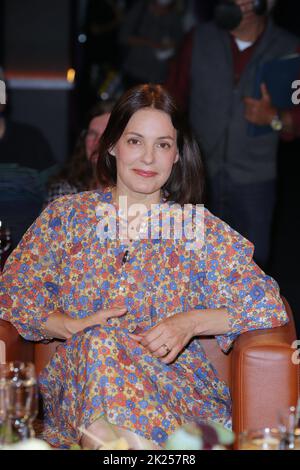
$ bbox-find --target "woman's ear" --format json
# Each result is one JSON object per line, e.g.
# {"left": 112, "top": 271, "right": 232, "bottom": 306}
{"left": 109, "top": 147, "right": 116, "bottom": 157}
{"left": 174, "top": 152, "right": 179, "bottom": 164}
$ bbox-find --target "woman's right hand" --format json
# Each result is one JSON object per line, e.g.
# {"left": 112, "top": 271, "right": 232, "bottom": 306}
{"left": 83, "top": 305, "right": 128, "bottom": 329}
{"left": 44, "top": 306, "right": 127, "bottom": 340}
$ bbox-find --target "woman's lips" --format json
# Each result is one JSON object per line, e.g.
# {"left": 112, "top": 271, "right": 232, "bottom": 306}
{"left": 133, "top": 169, "right": 158, "bottom": 177}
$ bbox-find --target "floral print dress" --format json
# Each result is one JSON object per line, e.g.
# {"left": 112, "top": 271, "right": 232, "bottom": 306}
{"left": 0, "top": 188, "right": 288, "bottom": 448}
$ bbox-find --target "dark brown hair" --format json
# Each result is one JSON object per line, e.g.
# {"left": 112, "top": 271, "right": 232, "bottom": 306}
{"left": 49, "top": 100, "right": 116, "bottom": 189}
{"left": 97, "top": 84, "right": 205, "bottom": 205}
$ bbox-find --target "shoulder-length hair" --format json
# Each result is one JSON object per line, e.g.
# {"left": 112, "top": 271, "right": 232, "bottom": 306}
{"left": 97, "top": 84, "right": 205, "bottom": 205}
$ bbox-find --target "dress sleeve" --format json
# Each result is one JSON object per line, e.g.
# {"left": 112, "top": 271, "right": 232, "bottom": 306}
{"left": 0, "top": 199, "right": 67, "bottom": 341}
{"left": 203, "top": 211, "right": 288, "bottom": 353}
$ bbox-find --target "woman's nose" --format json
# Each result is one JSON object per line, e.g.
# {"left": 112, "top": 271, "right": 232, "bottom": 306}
{"left": 141, "top": 146, "right": 155, "bottom": 164}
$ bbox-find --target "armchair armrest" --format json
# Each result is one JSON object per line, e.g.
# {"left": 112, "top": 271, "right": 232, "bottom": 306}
{"left": 231, "top": 297, "right": 299, "bottom": 438}
{"left": 0, "top": 319, "right": 34, "bottom": 363}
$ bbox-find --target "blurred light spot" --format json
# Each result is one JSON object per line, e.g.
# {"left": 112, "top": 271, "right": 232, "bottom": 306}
{"left": 100, "top": 92, "right": 109, "bottom": 100}
{"left": 78, "top": 34, "right": 87, "bottom": 44}
{"left": 67, "top": 68, "right": 76, "bottom": 83}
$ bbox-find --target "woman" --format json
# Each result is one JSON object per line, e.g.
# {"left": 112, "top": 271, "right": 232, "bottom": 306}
{"left": 45, "top": 100, "right": 114, "bottom": 205}
{"left": 0, "top": 84, "right": 287, "bottom": 450}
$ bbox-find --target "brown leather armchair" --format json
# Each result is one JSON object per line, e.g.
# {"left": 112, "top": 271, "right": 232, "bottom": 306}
{"left": 0, "top": 297, "right": 298, "bottom": 445}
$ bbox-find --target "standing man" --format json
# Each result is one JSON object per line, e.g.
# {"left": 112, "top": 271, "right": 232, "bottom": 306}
{"left": 167, "top": 0, "right": 299, "bottom": 269}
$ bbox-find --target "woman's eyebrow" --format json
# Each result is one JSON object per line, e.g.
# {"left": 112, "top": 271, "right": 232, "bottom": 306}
{"left": 125, "top": 131, "right": 174, "bottom": 140}
{"left": 125, "top": 132, "right": 144, "bottom": 137}
{"left": 157, "top": 135, "right": 175, "bottom": 140}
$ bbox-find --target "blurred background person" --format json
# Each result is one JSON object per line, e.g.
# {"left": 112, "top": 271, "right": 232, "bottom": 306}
{"left": 0, "top": 74, "right": 57, "bottom": 253}
{"left": 45, "top": 100, "right": 115, "bottom": 205}
{"left": 85, "top": 0, "right": 125, "bottom": 71}
{"left": 268, "top": 0, "right": 300, "bottom": 338}
{"left": 182, "top": 0, "right": 216, "bottom": 32}
{"left": 166, "top": 0, "right": 300, "bottom": 272}
{"left": 79, "top": 0, "right": 125, "bottom": 113}
{"left": 119, "top": 0, "right": 184, "bottom": 88}
{"left": 0, "top": 90, "right": 55, "bottom": 173}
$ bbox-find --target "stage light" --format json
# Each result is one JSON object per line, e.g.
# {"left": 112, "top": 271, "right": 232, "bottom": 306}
{"left": 67, "top": 68, "right": 76, "bottom": 84}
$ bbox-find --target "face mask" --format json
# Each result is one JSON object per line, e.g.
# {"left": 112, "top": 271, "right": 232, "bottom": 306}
{"left": 214, "top": 0, "right": 267, "bottom": 31}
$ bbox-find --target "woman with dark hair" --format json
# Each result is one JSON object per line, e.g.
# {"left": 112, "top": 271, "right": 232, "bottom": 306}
{"left": 97, "top": 83, "right": 204, "bottom": 205}
{"left": 45, "top": 100, "right": 115, "bottom": 205}
{"left": 0, "top": 84, "right": 287, "bottom": 450}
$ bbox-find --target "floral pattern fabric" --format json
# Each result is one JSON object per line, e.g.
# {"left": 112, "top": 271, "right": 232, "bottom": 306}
{"left": 0, "top": 188, "right": 288, "bottom": 448}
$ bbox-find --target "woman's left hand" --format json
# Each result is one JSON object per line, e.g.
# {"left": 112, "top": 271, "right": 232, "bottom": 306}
{"left": 129, "top": 311, "right": 198, "bottom": 364}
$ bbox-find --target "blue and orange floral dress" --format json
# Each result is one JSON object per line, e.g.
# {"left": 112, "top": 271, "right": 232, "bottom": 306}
{"left": 0, "top": 188, "right": 288, "bottom": 448}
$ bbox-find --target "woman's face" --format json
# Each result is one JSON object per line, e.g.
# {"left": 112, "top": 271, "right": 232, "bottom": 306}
{"left": 111, "top": 108, "right": 179, "bottom": 199}
{"left": 85, "top": 113, "right": 110, "bottom": 163}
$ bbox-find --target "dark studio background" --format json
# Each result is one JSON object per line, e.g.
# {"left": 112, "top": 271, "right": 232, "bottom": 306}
{"left": 0, "top": 0, "right": 299, "bottom": 335}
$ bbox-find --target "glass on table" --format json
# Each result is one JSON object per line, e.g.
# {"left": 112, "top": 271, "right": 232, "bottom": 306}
{"left": 0, "top": 361, "right": 38, "bottom": 443}
{"left": 238, "top": 428, "right": 282, "bottom": 450}
{"left": 278, "top": 405, "right": 300, "bottom": 450}
{"left": 0, "top": 364, "right": 9, "bottom": 445}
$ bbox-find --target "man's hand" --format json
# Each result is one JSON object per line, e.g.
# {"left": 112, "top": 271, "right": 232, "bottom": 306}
{"left": 244, "top": 83, "right": 277, "bottom": 126}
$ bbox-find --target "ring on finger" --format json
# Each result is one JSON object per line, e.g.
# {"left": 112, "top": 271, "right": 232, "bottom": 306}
{"left": 161, "top": 343, "right": 171, "bottom": 355}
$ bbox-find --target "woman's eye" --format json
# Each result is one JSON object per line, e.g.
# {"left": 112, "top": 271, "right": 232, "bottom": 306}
{"left": 128, "top": 138, "right": 140, "bottom": 145}
{"left": 158, "top": 142, "right": 171, "bottom": 149}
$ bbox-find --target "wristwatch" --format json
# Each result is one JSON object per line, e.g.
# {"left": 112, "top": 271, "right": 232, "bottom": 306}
{"left": 270, "top": 114, "right": 283, "bottom": 132}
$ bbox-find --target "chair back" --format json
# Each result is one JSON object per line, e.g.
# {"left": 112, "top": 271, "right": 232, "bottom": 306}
{"left": 34, "top": 341, "right": 62, "bottom": 375}
{"left": 200, "top": 337, "right": 232, "bottom": 388}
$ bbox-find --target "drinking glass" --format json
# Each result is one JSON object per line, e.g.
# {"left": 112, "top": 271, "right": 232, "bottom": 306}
{"left": 0, "top": 364, "right": 9, "bottom": 446}
{"left": 238, "top": 427, "right": 282, "bottom": 450}
{"left": 278, "top": 405, "right": 300, "bottom": 450}
{"left": 0, "top": 361, "right": 38, "bottom": 443}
